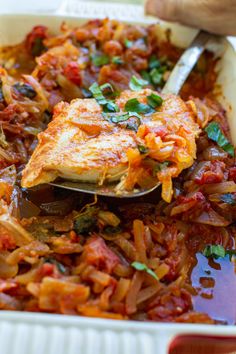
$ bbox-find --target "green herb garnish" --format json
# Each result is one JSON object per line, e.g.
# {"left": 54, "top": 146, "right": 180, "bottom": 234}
{"left": 203, "top": 245, "right": 226, "bottom": 259}
{"left": 81, "top": 87, "right": 93, "bottom": 98}
{"left": 150, "top": 68, "right": 163, "bottom": 86}
{"left": 108, "top": 112, "right": 130, "bottom": 123}
{"left": 125, "top": 98, "right": 154, "bottom": 114}
{"left": 141, "top": 70, "right": 151, "bottom": 83}
{"left": 91, "top": 54, "right": 109, "bottom": 67}
{"left": 138, "top": 144, "right": 149, "bottom": 154}
{"left": 153, "top": 161, "right": 170, "bottom": 175}
{"left": 203, "top": 244, "right": 236, "bottom": 260}
{"left": 104, "top": 111, "right": 142, "bottom": 127}
{"left": 44, "top": 258, "right": 66, "bottom": 274}
{"left": 147, "top": 93, "right": 163, "bottom": 108}
{"left": 220, "top": 193, "right": 236, "bottom": 205}
{"left": 126, "top": 122, "right": 139, "bottom": 132}
{"left": 104, "top": 225, "right": 122, "bottom": 234}
{"left": 112, "top": 56, "right": 123, "bottom": 65}
{"left": 149, "top": 55, "right": 161, "bottom": 70}
{"left": 129, "top": 75, "right": 148, "bottom": 92}
{"left": 124, "top": 39, "right": 133, "bottom": 48}
{"left": 205, "top": 122, "right": 235, "bottom": 157}
{"left": 89, "top": 82, "right": 119, "bottom": 113}
{"left": 74, "top": 207, "right": 98, "bottom": 235}
{"left": 131, "top": 261, "right": 159, "bottom": 281}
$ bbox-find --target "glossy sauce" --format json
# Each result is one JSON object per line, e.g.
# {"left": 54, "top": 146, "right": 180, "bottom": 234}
{"left": 191, "top": 253, "right": 236, "bottom": 324}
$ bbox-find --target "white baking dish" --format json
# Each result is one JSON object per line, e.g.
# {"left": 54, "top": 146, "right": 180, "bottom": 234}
{"left": 0, "top": 10, "right": 236, "bottom": 354}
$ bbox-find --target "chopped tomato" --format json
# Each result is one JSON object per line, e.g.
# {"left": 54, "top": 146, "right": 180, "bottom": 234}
{"left": 63, "top": 62, "right": 82, "bottom": 86}
{"left": 194, "top": 161, "right": 225, "bottom": 185}
{"left": 229, "top": 166, "right": 236, "bottom": 182}
{"left": 83, "top": 236, "right": 120, "bottom": 273}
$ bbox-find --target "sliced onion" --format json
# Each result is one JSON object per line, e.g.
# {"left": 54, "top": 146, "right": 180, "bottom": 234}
{"left": 203, "top": 181, "right": 236, "bottom": 195}
{"left": 202, "top": 146, "right": 228, "bottom": 161}
{"left": 0, "top": 252, "right": 18, "bottom": 279}
{"left": 0, "top": 212, "right": 33, "bottom": 246}
{"left": 193, "top": 209, "right": 230, "bottom": 226}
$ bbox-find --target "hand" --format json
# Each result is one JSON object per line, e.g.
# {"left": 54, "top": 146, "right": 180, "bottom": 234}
{"left": 145, "top": 0, "right": 236, "bottom": 36}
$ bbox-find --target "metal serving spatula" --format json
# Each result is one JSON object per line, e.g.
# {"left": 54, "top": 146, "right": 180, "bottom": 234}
{"left": 50, "top": 30, "right": 216, "bottom": 197}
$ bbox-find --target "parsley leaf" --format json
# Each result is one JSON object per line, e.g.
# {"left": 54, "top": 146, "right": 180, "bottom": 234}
{"left": 147, "top": 93, "right": 163, "bottom": 108}
{"left": 140, "top": 70, "right": 151, "bottom": 83}
{"left": 125, "top": 98, "right": 154, "bottom": 114}
{"left": 91, "top": 54, "right": 109, "bottom": 67}
{"left": 44, "top": 258, "right": 67, "bottom": 274}
{"left": 131, "top": 261, "right": 159, "bottom": 281}
{"left": 202, "top": 245, "right": 226, "bottom": 258}
{"left": 153, "top": 161, "right": 170, "bottom": 175}
{"left": 220, "top": 193, "right": 236, "bottom": 205}
{"left": 112, "top": 56, "right": 123, "bottom": 65}
{"left": 89, "top": 82, "right": 119, "bottom": 113}
{"left": 104, "top": 111, "right": 142, "bottom": 126}
{"left": 149, "top": 55, "right": 161, "bottom": 70}
{"left": 150, "top": 68, "right": 163, "bottom": 85}
{"left": 138, "top": 144, "right": 149, "bottom": 154}
{"left": 129, "top": 75, "right": 149, "bottom": 91}
{"left": 124, "top": 39, "right": 133, "bottom": 48}
{"left": 104, "top": 225, "right": 122, "bottom": 234}
{"left": 203, "top": 244, "right": 236, "bottom": 260}
{"left": 74, "top": 207, "right": 98, "bottom": 234}
{"left": 108, "top": 113, "right": 130, "bottom": 123}
{"left": 205, "top": 122, "right": 235, "bottom": 157}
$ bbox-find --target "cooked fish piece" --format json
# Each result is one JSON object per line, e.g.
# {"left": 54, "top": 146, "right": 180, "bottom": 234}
{"left": 21, "top": 89, "right": 200, "bottom": 198}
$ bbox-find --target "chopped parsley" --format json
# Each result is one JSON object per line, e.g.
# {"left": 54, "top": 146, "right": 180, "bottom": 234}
{"left": 125, "top": 98, "right": 154, "bottom": 115}
{"left": 137, "top": 144, "right": 149, "bottom": 154}
{"left": 104, "top": 111, "right": 142, "bottom": 127}
{"left": 129, "top": 75, "right": 149, "bottom": 92}
{"left": 153, "top": 161, "right": 170, "bottom": 175}
{"left": 140, "top": 70, "right": 151, "bottom": 83}
{"left": 147, "top": 93, "right": 163, "bottom": 108}
{"left": 112, "top": 56, "right": 123, "bottom": 65}
{"left": 104, "top": 225, "right": 122, "bottom": 234}
{"left": 205, "top": 122, "right": 235, "bottom": 157}
{"left": 91, "top": 54, "right": 109, "bottom": 67}
{"left": 44, "top": 258, "right": 67, "bottom": 274}
{"left": 81, "top": 87, "right": 93, "bottom": 98}
{"left": 150, "top": 68, "right": 163, "bottom": 86}
{"left": 220, "top": 193, "right": 236, "bottom": 205}
{"left": 74, "top": 207, "right": 98, "bottom": 235}
{"left": 107, "top": 112, "right": 130, "bottom": 123}
{"left": 202, "top": 245, "right": 236, "bottom": 260}
{"left": 124, "top": 39, "right": 133, "bottom": 48}
{"left": 149, "top": 55, "right": 161, "bottom": 70}
{"left": 131, "top": 261, "right": 159, "bottom": 281}
{"left": 203, "top": 245, "right": 226, "bottom": 258}
{"left": 89, "top": 82, "right": 119, "bottom": 113}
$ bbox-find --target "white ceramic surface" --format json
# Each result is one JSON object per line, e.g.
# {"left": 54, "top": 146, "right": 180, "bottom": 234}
{"left": 0, "top": 8, "right": 236, "bottom": 354}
